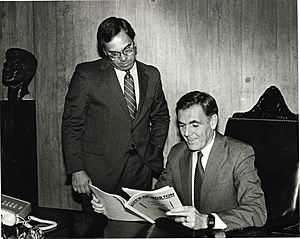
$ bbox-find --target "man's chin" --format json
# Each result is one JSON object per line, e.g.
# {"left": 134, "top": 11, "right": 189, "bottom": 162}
{"left": 186, "top": 144, "right": 200, "bottom": 151}
{"left": 122, "top": 66, "right": 133, "bottom": 71}
{"left": 111, "top": 61, "right": 135, "bottom": 71}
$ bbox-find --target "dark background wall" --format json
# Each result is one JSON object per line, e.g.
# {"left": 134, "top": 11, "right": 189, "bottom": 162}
{"left": 0, "top": 0, "right": 298, "bottom": 210}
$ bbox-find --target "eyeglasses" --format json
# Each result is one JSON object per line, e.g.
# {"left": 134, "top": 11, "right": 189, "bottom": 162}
{"left": 105, "top": 44, "right": 135, "bottom": 59}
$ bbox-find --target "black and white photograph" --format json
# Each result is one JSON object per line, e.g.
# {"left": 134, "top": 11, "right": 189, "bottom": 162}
{"left": 1, "top": 0, "right": 299, "bottom": 238}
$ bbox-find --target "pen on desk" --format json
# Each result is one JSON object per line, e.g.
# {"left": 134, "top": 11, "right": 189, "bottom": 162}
{"left": 139, "top": 203, "right": 148, "bottom": 209}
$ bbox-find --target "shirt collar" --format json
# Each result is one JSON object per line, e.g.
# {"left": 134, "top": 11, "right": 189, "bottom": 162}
{"left": 201, "top": 131, "right": 216, "bottom": 158}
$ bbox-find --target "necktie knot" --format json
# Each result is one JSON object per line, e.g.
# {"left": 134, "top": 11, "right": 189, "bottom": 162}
{"left": 125, "top": 70, "right": 130, "bottom": 77}
{"left": 197, "top": 151, "right": 204, "bottom": 170}
{"left": 197, "top": 151, "right": 203, "bottom": 161}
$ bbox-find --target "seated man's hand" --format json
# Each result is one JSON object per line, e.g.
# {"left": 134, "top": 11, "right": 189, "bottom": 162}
{"left": 91, "top": 194, "right": 106, "bottom": 214}
{"left": 166, "top": 206, "right": 207, "bottom": 230}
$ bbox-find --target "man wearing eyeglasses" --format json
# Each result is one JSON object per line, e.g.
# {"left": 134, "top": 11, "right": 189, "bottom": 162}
{"left": 62, "top": 17, "right": 170, "bottom": 210}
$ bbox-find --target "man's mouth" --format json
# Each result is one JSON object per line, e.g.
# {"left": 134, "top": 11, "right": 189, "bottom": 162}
{"left": 122, "top": 62, "right": 132, "bottom": 67}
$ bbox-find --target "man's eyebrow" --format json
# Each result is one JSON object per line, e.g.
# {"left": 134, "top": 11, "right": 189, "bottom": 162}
{"left": 189, "top": 120, "right": 201, "bottom": 124}
{"left": 177, "top": 120, "right": 200, "bottom": 124}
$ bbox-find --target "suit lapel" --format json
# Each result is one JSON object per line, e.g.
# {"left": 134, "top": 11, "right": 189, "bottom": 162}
{"left": 132, "top": 61, "right": 148, "bottom": 127}
{"left": 179, "top": 148, "right": 193, "bottom": 205}
{"left": 101, "top": 60, "right": 149, "bottom": 125}
{"left": 200, "top": 132, "right": 225, "bottom": 208}
{"left": 101, "top": 59, "right": 130, "bottom": 116}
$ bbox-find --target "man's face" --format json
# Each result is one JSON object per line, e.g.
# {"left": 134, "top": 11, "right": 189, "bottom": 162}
{"left": 104, "top": 29, "right": 136, "bottom": 71}
{"left": 177, "top": 105, "right": 217, "bottom": 151}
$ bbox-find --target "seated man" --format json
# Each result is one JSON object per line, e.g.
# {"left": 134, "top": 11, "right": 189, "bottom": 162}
{"left": 92, "top": 91, "right": 267, "bottom": 231}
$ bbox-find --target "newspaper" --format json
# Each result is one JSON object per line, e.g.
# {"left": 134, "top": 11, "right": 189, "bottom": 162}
{"left": 89, "top": 184, "right": 182, "bottom": 223}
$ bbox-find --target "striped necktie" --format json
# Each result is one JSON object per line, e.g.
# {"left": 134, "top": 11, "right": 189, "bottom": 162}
{"left": 124, "top": 70, "right": 137, "bottom": 120}
{"left": 194, "top": 151, "right": 204, "bottom": 210}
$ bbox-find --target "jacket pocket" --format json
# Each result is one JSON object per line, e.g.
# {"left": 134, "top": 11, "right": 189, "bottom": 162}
{"left": 83, "top": 140, "right": 105, "bottom": 156}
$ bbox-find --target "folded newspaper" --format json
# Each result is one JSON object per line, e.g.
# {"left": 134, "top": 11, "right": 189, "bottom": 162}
{"left": 89, "top": 184, "right": 182, "bottom": 223}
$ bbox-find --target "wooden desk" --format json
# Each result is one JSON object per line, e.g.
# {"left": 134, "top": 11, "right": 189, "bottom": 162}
{"left": 28, "top": 207, "right": 298, "bottom": 238}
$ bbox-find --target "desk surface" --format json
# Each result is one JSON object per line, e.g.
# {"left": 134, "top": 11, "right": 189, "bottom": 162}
{"left": 25, "top": 207, "right": 298, "bottom": 238}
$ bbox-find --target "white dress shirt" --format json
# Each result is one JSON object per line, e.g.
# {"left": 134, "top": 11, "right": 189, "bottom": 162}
{"left": 114, "top": 62, "right": 140, "bottom": 108}
{"left": 191, "top": 131, "right": 227, "bottom": 229}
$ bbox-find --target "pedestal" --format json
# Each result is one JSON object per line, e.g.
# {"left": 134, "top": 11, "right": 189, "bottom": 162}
{"left": 1, "top": 100, "right": 38, "bottom": 206}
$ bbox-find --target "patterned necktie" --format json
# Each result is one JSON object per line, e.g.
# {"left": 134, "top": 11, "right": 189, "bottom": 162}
{"left": 124, "top": 70, "right": 137, "bottom": 120}
{"left": 194, "top": 151, "right": 204, "bottom": 210}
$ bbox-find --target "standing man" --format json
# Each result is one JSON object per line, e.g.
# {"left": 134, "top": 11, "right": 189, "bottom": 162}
{"left": 62, "top": 17, "right": 170, "bottom": 206}
{"left": 156, "top": 91, "right": 267, "bottom": 231}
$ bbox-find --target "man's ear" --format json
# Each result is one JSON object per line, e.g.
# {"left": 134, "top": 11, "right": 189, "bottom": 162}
{"left": 133, "top": 41, "right": 137, "bottom": 55}
{"left": 103, "top": 48, "right": 108, "bottom": 56}
{"left": 209, "top": 114, "right": 218, "bottom": 130}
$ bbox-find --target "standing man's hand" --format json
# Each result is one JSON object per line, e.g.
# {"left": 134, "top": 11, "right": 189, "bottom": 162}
{"left": 72, "top": 170, "right": 91, "bottom": 194}
{"left": 166, "top": 206, "right": 208, "bottom": 230}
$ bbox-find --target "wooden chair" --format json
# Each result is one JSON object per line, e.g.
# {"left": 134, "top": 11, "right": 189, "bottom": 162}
{"left": 224, "top": 86, "right": 299, "bottom": 235}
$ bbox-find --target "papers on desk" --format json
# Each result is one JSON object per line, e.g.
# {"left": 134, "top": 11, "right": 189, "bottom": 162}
{"left": 89, "top": 184, "right": 182, "bottom": 223}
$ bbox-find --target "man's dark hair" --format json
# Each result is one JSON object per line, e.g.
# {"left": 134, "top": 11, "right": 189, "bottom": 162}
{"left": 97, "top": 17, "right": 136, "bottom": 57}
{"left": 176, "top": 91, "right": 218, "bottom": 117}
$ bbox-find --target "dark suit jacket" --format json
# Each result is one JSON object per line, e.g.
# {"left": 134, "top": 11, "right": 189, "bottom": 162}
{"left": 62, "top": 58, "right": 170, "bottom": 193}
{"left": 155, "top": 132, "right": 267, "bottom": 231}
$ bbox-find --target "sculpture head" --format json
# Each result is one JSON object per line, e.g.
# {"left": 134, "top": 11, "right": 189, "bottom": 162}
{"left": 2, "top": 48, "right": 37, "bottom": 100}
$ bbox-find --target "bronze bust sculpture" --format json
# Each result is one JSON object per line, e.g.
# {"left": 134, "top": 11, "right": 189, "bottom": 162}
{"left": 2, "top": 48, "right": 37, "bottom": 101}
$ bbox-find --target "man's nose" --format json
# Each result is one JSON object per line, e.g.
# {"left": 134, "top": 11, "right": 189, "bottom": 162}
{"left": 183, "top": 125, "right": 190, "bottom": 137}
{"left": 119, "top": 53, "right": 127, "bottom": 61}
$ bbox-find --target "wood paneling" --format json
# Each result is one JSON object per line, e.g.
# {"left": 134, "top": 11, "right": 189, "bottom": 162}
{"left": 1, "top": 0, "right": 298, "bottom": 209}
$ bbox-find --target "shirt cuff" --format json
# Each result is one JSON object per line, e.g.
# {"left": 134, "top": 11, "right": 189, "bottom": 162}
{"left": 211, "top": 213, "right": 227, "bottom": 229}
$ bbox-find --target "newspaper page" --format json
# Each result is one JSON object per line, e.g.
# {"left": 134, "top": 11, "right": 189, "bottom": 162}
{"left": 122, "top": 186, "right": 171, "bottom": 197}
{"left": 89, "top": 184, "right": 146, "bottom": 222}
{"left": 123, "top": 186, "right": 182, "bottom": 223}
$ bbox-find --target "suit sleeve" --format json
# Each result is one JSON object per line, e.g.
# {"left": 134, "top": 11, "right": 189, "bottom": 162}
{"left": 149, "top": 70, "right": 170, "bottom": 147}
{"left": 155, "top": 145, "right": 177, "bottom": 189}
{"left": 217, "top": 146, "right": 267, "bottom": 230}
{"left": 62, "top": 64, "right": 89, "bottom": 175}
{"left": 144, "top": 70, "right": 170, "bottom": 174}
